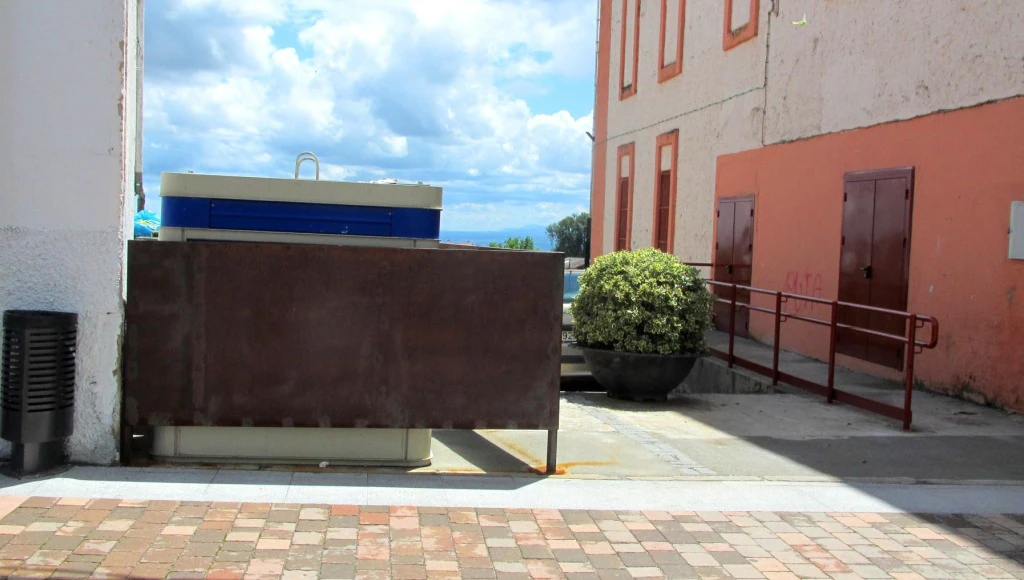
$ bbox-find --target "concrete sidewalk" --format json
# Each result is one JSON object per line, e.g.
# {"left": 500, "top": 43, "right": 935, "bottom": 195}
{"left": 0, "top": 495, "right": 1020, "bottom": 579}
{"left": 3, "top": 468, "right": 1024, "bottom": 515}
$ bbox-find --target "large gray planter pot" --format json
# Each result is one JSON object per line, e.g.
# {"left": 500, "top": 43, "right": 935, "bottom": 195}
{"left": 579, "top": 346, "right": 701, "bottom": 402}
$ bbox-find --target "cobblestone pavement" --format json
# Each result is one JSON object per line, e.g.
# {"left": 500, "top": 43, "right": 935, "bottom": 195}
{"left": 0, "top": 497, "right": 1021, "bottom": 579}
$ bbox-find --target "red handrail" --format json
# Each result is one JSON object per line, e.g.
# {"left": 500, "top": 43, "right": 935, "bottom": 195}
{"left": 684, "top": 262, "right": 939, "bottom": 430}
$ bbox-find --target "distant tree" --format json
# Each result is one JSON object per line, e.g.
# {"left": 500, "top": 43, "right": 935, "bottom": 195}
{"left": 546, "top": 212, "right": 590, "bottom": 257}
{"left": 489, "top": 236, "right": 536, "bottom": 250}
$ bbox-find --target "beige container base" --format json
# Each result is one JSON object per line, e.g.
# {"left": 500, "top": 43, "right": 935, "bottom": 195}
{"left": 151, "top": 427, "right": 433, "bottom": 467}
{"left": 158, "top": 227, "right": 440, "bottom": 249}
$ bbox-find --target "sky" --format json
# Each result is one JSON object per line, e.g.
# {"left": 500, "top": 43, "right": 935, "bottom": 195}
{"left": 143, "top": 0, "right": 598, "bottom": 232}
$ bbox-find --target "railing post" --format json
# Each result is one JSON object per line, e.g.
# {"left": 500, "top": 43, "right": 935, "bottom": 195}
{"left": 728, "top": 284, "right": 737, "bottom": 368}
{"left": 772, "top": 292, "right": 782, "bottom": 385}
{"left": 827, "top": 301, "right": 838, "bottom": 404}
{"left": 903, "top": 314, "right": 918, "bottom": 431}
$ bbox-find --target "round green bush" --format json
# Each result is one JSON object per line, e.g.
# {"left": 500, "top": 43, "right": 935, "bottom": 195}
{"left": 569, "top": 248, "right": 714, "bottom": 356}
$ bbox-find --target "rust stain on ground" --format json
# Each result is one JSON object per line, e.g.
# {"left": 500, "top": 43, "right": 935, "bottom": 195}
{"left": 529, "top": 466, "right": 567, "bottom": 475}
{"left": 496, "top": 437, "right": 614, "bottom": 475}
{"left": 528, "top": 461, "right": 613, "bottom": 476}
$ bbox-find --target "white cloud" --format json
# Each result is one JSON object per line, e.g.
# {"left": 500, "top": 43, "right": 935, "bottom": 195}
{"left": 443, "top": 201, "right": 589, "bottom": 231}
{"left": 318, "top": 163, "right": 352, "bottom": 181}
{"left": 143, "top": 0, "right": 597, "bottom": 230}
{"left": 172, "top": 0, "right": 288, "bottom": 22}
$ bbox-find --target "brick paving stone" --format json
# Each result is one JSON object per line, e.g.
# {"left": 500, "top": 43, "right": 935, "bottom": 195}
{"left": 735, "top": 544, "right": 771, "bottom": 559}
{"left": 172, "top": 554, "right": 214, "bottom": 572}
{"left": 521, "top": 544, "right": 555, "bottom": 560}
{"left": 648, "top": 550, "right": 685, "bottom": 566}
{"left": 553, "top": 548, "right": 589, "bottom": 563}
{"left": 491, "top": 546, "right": 524, "bottom": 561}
{"left": 588, "top": 553, "right": 625, "bottom": 569}
{"left": 619, "top": 551, "right": 657, "bottom": 567}
{"left": 682, "top": 552, "right": 719, "bottom": 568}
{"left": 712, "top": 550, "right": 751, "bottom": 566}
{"left": 626, "top": 566, "right": 665, "bottom": 577}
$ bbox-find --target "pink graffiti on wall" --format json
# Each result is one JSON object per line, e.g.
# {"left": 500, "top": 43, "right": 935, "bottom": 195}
{"left": 782, "top": 271, "right": 824, "bottom": 313}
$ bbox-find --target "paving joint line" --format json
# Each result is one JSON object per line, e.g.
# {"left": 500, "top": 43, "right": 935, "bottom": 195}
{"left": 564, "top": 393, "right": 716, "bottom": 476}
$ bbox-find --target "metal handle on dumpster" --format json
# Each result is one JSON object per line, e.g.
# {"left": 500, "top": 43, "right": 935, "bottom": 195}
{"left": 294, "top": 151, "right": 320, "bottom": 180}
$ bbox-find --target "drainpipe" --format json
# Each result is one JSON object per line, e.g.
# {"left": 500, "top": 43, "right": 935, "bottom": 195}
{"left": 586, "top": 0, "right": 600, "bottom": 268}
{"left": 135, "top": 0, "right": 145, "bottom": 213}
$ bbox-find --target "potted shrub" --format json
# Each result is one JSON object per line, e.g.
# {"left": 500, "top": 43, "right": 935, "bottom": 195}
{"left": 570, "top": 248, "right": 714, "bottom": 401}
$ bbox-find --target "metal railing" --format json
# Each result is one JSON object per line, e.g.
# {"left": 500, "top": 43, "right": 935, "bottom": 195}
{"left": 685, "top": 263, "right": 939, "bottom": 430}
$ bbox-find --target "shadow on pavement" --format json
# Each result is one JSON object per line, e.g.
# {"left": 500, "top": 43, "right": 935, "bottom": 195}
{"left": 564, "top": 391, "right": 1024, "bottom": 483}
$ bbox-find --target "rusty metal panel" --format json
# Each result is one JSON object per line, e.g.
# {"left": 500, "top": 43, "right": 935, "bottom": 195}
{"left": 123, "top": 241, "right": 563, "bottom": 430}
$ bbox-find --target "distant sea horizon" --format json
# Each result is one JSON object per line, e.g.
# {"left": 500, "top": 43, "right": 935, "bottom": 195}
{"left": 439, "top": 224, "right": 552, "bottom": 250}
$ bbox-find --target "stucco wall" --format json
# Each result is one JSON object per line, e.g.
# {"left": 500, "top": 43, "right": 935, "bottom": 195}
{"left": 0, "top": 0, "right": 138, "bottom": 463}
{"left": 765, "top": 0, "right": 1024, "bottom": 144}
{"left": 716, "top": 97, "right": 1024, "bottom": 412}
{"left": 598, "top": 0, "right": 767, "bottom": 261}
{"left": 594, "top": 0, "right": 1024, "bottom": 263}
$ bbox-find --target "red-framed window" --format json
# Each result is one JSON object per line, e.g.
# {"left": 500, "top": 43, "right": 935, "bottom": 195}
{"left": 658, "top": 0, "right": 685, "bottom": 82}
{"left": 615, "top": 143, "right": 636, "bottom": 251}
{"left": 619, "top": 0, "right": 641, "bottom": 99}
{"left": 723, "top": 0, "right": 759, "bottom": 51}
{"left": 652, "top": 131, "right": 678, "bottom": 253}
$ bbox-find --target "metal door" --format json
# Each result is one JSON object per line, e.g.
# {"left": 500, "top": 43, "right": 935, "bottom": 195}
{"left": 714, "top": 197, "right": 754, "bottom": 337}
{"left": 837, "top": 168, "right": 914, "bottom": 369}
{"left": 655, "top": 170, "right": 672, "bottom": 252}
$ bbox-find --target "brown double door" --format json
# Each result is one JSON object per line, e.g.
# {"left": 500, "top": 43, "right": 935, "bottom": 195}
{"left": 837, "top": 168, "right": 914, "bottom": 370}
{"left": 713, "top": 197, "right": 754, "bottom": 337}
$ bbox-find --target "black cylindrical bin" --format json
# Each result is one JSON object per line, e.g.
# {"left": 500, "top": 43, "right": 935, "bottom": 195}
{"left": 1, "top": 310, "right": 77, "bottom": 475}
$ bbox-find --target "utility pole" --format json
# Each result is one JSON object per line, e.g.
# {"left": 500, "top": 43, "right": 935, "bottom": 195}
{"left": 135, "top": 0, "right": 145, "bottom": 212}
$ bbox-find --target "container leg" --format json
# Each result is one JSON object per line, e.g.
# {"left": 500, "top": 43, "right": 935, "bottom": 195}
{"left": 9, "top": 441, "right": 65, "bottom": 476}
{"left": 546, "top": 429, "right": 558, "bottom": 475}
{"left": 120, "top": 423, "right": 134, "bottom": 466}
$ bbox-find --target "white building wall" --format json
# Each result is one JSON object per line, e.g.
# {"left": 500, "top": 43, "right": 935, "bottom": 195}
{"left": 0, "top": 0, "right": 139, "bottom": 464}
{"left": 601, "top": 0, "right": 767, "bottom": 261}
{"left": 765, "top": 0, "right": 1024, "bottom": 144}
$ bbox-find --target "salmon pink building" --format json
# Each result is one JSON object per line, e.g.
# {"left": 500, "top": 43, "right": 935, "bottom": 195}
{"left": 589, "top": 0, "right": 1024, "bottom": 411}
